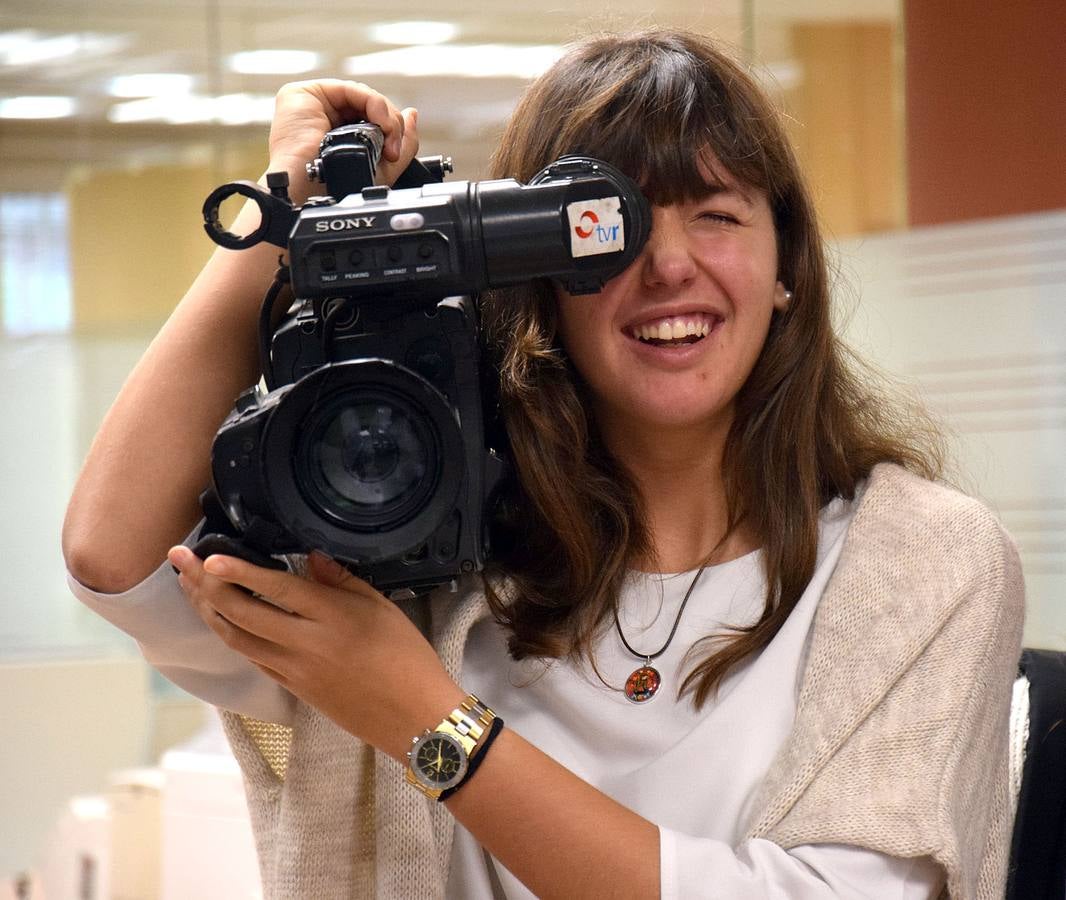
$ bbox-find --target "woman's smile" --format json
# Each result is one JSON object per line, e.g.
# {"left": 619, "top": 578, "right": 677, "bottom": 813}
{"left": 626, "top": 311, "right": 722, "bottom": 344}
{"left": 555, "top": 172, "right": 788, "bottom": 435}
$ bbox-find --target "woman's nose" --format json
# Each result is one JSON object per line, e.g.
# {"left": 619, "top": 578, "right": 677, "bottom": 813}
{"left": 640, "top": 207, "right": 697, "bottom": 289}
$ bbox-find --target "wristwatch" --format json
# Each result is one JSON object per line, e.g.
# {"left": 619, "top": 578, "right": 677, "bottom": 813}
{"left": 405, "top": 695, "right": 495, "bottom": 800}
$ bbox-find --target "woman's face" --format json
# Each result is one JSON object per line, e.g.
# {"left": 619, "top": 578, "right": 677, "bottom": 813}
{"left": 554, "top": 160, "right": 789, "bottom": 443}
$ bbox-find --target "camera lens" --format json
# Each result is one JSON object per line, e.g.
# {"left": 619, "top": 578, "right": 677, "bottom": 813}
{"left": 311, "top": 400, "right": 429, "bottom": 511}
{"left": 299, "top": 391, "right": 437, "bottom": 529}
{"left": 258, "top": 358, "right": 465, "bottom": 563}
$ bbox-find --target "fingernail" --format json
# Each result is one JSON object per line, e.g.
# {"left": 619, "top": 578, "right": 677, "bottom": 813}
{"left": 311, "top": 550, "right": 343, "bottom": 572}
{"left": 203, "top": 556, "right": 229, "bottom": 576}
{"left": 168, "top": 546, "right": 190, "bottom": 573}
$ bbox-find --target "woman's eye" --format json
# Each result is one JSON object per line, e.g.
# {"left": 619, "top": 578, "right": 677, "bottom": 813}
{"left": 698, "top": 211, "right": 738, "bottom": 225}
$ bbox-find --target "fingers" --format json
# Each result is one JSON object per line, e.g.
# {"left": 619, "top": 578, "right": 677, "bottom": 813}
{"left": 352, "top": 83, "right": 406, "bottom": 161}
{"left": 307, "top": 550, "right": 358, "bottom": 589}
{"left": 169, "top": 547, "right": 291, "bottom": 626}
{"left": 168, "top": 546, "right": 294, "bottom": 671}
{"left": 267, "top": 79, "right": 419, "bottom": 199}
{"left": 283, "top": 79, "right": 416, "bottom": 160}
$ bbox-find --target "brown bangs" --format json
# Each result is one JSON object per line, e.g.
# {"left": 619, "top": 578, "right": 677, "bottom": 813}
{"left": 504, "top": 33, "right": 779, "bottom": 206}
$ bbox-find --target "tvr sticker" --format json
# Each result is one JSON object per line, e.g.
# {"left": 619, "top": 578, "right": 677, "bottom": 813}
{"left": 567, "top": 197, "right": 625, "bottom": 257}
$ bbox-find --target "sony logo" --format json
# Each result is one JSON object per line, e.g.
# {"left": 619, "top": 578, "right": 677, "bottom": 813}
{"left": 314, "top": 216, "right": 377, "bottom": 232}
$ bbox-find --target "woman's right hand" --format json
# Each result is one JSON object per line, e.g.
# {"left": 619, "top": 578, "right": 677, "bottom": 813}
{"left": 266, "top": 79, "right": 420, "bottom": 204}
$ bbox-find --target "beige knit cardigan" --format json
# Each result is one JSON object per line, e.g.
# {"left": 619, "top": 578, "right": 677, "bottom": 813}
{"left": 219, "top": 463, "right": 1025, "bottom": 899}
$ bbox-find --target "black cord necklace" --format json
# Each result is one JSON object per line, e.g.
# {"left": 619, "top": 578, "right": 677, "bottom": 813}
{"left": 615, "top": 565, "right": 706, "bottom": 703}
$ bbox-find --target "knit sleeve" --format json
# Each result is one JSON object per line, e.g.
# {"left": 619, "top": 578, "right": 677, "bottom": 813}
{"left": 744, "top": 465, "right": 1025, "bottom": 900}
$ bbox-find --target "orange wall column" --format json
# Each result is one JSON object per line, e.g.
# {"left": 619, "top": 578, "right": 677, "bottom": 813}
{"left": 904, "top": 0, "right": 1066, "bottom": 226}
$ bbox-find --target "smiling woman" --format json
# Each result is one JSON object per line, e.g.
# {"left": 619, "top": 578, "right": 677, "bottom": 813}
{"left": 63, "top": 27, "right": 1023, "bottom": 900}
{"left": 479, "top": 31, "right": 937, "bottom": 692}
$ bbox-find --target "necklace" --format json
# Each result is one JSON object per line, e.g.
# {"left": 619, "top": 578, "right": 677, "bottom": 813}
{"left": 615, "top": 565, "right": 706, "bottom": 703}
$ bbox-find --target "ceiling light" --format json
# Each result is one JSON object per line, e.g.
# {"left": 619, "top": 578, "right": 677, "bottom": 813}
{"left": 228, "top": 50, "right": 321, "bottom": 75}
{"left": 0, "top": 96, "right": 77, "bottom": 119}
{"left": 214, "top": 93, "right": 275, "bottom": 126}
{"left": 0, "top": 29, "right": 126, "bottom": 67}
{"left": 0, "top": 32, "right": 79, "bottom": 66}
{"left": 344, "top": 44, "right": 562, "bottom": 79}
{"left": 108, "top": 93, "right": 276, "bottom": 126}
{"left": 368, "top": 21, "right": 460, "bottom": 46}
{"left": 108, "top": 96, "right": 205, "bottom": 125}
{"left": 108, "top": 73, "right": 195, "bottom": 98}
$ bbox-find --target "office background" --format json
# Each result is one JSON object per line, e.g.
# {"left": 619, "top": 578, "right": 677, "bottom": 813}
{"left": 1, "top": 0, "right": 1063, "bottom": 886}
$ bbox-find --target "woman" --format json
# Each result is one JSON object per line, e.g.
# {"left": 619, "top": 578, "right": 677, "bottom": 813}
{"left": 64, "top": 30, "right": 1023, "bottom": 899}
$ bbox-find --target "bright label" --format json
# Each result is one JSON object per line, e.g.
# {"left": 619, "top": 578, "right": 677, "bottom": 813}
{"left": 567, "top": 196, "right": 625, "bottom": 257}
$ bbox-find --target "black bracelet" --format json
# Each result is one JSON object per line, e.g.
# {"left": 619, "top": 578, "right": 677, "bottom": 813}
{"left": 439, "top": 716, "right": 505, "bottom": 802}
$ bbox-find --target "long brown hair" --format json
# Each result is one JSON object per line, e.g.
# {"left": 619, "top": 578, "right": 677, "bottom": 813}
{"left": 480, "top": 29, "right": 942, "bottom": 706}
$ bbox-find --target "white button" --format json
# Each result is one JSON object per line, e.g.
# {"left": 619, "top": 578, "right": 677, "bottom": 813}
{"left": 390, "top": 212, "right": 425, "bottom": 231}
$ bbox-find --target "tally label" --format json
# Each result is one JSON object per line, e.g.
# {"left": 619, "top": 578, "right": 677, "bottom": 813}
{"left": 567, "top": 197, "right": 625, "bottom": 258}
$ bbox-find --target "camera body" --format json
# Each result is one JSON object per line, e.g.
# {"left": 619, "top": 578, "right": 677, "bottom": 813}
{"left": 198, "top": 123, "right": 650, "bottom": 596}
{"left": 212, "top": 293, "right": 495, "bottom": 595}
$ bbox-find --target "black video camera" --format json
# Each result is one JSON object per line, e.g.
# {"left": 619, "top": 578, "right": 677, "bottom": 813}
{"left": 195, "top": 122, "right": 651, "bottom": 596}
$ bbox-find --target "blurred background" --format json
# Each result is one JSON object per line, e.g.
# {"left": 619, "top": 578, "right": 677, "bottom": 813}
{"left": 1, "top": 0, "right": 1063, "bottom": 893}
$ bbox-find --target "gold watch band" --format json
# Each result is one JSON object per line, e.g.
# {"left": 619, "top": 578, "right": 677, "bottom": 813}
{"left": 439, "top": 695, "right": 495, "bottom": 752}
{"left": 405, "top": 694, "right": 497, "bottom": 799}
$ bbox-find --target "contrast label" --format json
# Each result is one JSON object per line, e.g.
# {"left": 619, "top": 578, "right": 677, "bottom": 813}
{"left": 567, "top": 197, "right": 624, "bottom": 257}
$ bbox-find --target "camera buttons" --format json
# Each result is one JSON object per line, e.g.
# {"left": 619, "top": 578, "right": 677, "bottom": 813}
{"left": 390, "top": 212, "right": 426, "bottom": 231}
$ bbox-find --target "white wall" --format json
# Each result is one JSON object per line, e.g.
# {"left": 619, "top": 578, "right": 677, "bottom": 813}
{"left": 836, "top": 209, "right": 1066, "bottom": 649}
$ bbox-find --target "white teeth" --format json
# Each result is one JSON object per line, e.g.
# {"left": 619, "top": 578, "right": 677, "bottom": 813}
{"left": 631, "top": 314, "right": 715, "bottom": 343}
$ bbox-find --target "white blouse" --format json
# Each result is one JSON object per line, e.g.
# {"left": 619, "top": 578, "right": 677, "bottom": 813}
{"left": 452, "top": 495, "right": 944, "bottom": 897}
{"left": 70, "top": 494, "right": 945, "bottom": 898}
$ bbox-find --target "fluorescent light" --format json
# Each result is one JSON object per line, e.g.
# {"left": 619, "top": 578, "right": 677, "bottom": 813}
{"left": 1, "top": 32, "right": 79, "bottom": 65}
{"left": 214, "top": 92, "right": 275, "bottom": 126}
{"left": 0, "top": 30, "right": 37, "bottom": 58}
{"left": 108, "top": 93, "right": 276, "bottom": 125}
{"left": 108, "top": 95, "right": 206, "bottom": 125}
{"left": 0, "top": 29, "right": 126, "bottom": 67}
{"left": 368, "top": 21, "right": 460, "bottom": 46}
{"left": 108, "top": 73, "right": 195, "bottom": 98}
{"left": 344, "top": 44, "right": 562, "bottom": 79}
{"left": 0, "top": 96, "right": 77, "bottom": 119}
{"left": 228, "top": 49, "right": 320, "bottom": 75}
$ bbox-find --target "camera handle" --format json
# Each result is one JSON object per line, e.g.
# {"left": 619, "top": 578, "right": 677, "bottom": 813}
{"left": 191, "top": 487, "right": 290, "bottom": 573}
{"left": 202, "top": 172, "right": 298, "bottom": 251}
{"left": 202, "top": 152, "right": 452, "bottom": 254}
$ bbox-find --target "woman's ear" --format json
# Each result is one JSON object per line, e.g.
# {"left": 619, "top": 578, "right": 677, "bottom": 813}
{"left": 773, "top": 281, "right": 793, "bottom": 312}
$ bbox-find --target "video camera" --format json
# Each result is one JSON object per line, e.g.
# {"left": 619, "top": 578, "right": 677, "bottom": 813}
{"left": 194, "top": 122, "right": 651, "bottom": 597}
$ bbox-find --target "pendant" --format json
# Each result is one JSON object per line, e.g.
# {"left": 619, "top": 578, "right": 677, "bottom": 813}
{"left": 624, "top": 664, "right": 661, "bottom": 703}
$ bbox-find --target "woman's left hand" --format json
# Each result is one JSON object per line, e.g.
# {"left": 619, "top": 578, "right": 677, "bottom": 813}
{"left": 168, "top": 546, "right": 465, "bottom": 760}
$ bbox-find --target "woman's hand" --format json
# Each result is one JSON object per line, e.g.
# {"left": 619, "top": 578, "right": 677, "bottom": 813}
{"left": 167, "top": 546, "right": 464, "bottom": 758}
{"left": 266, "top": 79, "right": 420, "bottom": 204}
{"left": 167, "top": 548, "right": 663, "bottom": 900}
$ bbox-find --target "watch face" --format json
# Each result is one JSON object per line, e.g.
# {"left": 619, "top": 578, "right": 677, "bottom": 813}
{"left": 411, "top": 732, "right": 468, "bottom": 790}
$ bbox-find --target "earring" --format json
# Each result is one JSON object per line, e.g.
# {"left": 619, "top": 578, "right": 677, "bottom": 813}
{"left": 783, "top": 290, "right": 793, "bottom": 302}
